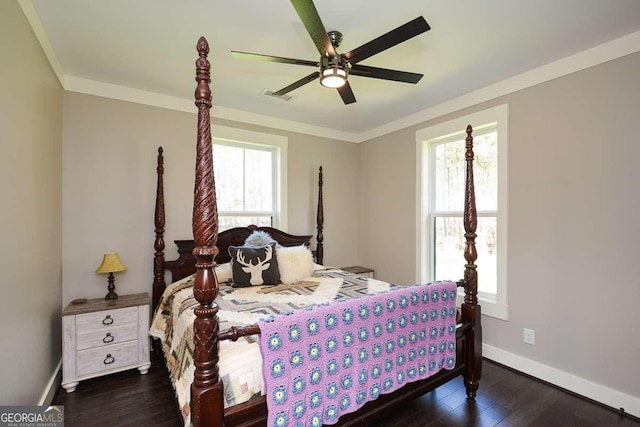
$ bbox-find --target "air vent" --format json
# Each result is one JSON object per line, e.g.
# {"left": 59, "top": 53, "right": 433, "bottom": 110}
{"left": 263, "top": 90, "right": 292, "bottom": 101}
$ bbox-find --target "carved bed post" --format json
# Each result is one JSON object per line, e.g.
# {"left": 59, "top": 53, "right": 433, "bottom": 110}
{"left": 461, "top": 125, "right": 482, "bottom": 399}
{"left": 152, "top": 147, "right": 166, "bottom": 354}
{"left": 316, "top": 166, "right": 324, "bottom": 265}
{"left": 190, "top": 37, "right": 224, "bottom": 427}
{"left": 153, "top": 147, "right": 166, "bottom": 313}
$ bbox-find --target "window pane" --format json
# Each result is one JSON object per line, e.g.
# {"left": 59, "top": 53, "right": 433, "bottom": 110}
{"left": 474, "top": 132, "right": 498, "bottom": 211}
{"left": 219, "top": 215, "right": 272, "bottom": 231}
{"left": 213, "top": 145, "right": 244, "bottom": 211}
{"left": 434, "top": 131, "right": 497, "bottom": 212}
{"left": 244, "top": 149, "right": 273, "bottom": 211}
{"left": 435, "top": 140, "right": 465, "bottom": 211}
{"left": 434, "top": 216, "right": 497, "bottom": 295}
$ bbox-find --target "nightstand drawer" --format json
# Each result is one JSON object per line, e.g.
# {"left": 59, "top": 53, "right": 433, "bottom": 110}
{"left": 76, "top": 306, "right": 137, "bottom": 333}
{"left": 77, "top": 341, "right": 139, "bottom": 377}
{"left": 76, "top": 324, "right": 138, "bottom": 350}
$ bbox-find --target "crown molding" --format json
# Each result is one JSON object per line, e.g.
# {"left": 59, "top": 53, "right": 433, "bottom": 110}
{"left": 18, "top": 0, "right": 64, "bottom": 85}
{"left": 359, "top": 29, "right": 640, "bottom": 141}
{"left": 64, "top": 76, "right": 194, "bottom": 112}
{"left": 63, "top": 76, "right": 361, "bottom": 142}
{"left": 212, "top": 105, "right": 360, "bottom": 143}
{"left": 20, "top": 0, "right": 640, "bottom": 144}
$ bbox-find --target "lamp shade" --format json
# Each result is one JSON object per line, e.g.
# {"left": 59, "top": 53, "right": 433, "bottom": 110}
{"left": 95, "top": 253, "right": 127, "bottom": 274}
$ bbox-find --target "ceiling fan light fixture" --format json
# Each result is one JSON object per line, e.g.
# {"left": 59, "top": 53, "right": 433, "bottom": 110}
{"left": 320, "top": 66, "right": 347, "bottom": 88}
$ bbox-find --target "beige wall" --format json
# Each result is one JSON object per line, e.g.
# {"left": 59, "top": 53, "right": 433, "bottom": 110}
{"left": 62, "top": 93, "right": 358, "bottom": 306}
{"left": 359, "top": 52, "right": 640, "bottom": 401}
{"left": 358, "top": 126, "right": 418, "bottom": 284}
{"left": 0, "top": 1, "right": 63, "bottom": 404}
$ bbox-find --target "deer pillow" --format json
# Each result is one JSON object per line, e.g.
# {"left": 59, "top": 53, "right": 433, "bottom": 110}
{"left": 228, "top": 242, "right": 280, "bottom": 287}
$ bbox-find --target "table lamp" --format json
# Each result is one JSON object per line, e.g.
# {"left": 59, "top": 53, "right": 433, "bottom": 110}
{"left": 95, "top": 253, "right": 127, "bottom": 300}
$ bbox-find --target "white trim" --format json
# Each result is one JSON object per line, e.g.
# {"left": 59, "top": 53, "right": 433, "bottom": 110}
{"left": 473, "top": 293, "right": 509, "bottom": 320}
{"left": 37, "top": 359, "right": 62, "bottom": 406}
{"left": 213, "top": 105, "right": 360, "bottom": 144}
{"left": 63, "top": 76, "right": 360, "bottom": 143}
{"left": 20, "top": 0, "right": 640, "bottom": 143}
{"left": 276, "top": 142, "right": 288, "bottom": 232}
{"left": 360, "top": 30, "right": 640, "bottom": 142}
{"left": 212, "top": 125, "right": 287, "bottom": 149}
{"left": 484, "top": 344, "right": 640, "bottom": 419}
{"left": 65, "top": 76, "right": 194, "bottom": 112}
{"left": 416, "top": 105, "right": 509, "bottom": 320}
{"left": 415, "top": 137, "right": 430, "bottom": 282}
{"left": 17, "top": 0, "right": 64, "bottom": 85}
{"left": 212, "top": 125, "right": 288, "bottom": 230}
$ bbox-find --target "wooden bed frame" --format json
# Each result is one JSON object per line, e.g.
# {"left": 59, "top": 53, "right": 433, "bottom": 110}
{"left": 153, "top": 36, "right": 482, "bottom": 427}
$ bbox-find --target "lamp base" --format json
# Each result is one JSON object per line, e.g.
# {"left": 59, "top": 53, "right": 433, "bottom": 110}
{"left": 105, "top": 291, "right": 119, "bottom": 300}
{"left": 105, "top": 272, "right": 119, "bottom": 300}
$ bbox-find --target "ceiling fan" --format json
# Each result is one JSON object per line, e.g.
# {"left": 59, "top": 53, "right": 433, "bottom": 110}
{"left": 231, "top": 0, "right": 431, "bottom": 105}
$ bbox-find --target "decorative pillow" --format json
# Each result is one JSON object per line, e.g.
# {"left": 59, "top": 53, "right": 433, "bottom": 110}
{"left": 214, "top": 262, "right": 232, "bottom": 283}
{"left": 243, "top": 230, "right": 278, "bottom": 248}
{"left": 229, "top": 243, "right": 280, "bottom": 287}
{"left": 276, "top": 245, "right": 314, "bottom": 285}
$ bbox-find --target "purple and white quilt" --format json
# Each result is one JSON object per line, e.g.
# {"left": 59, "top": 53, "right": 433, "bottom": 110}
{"left": 258, "top": 281, "right": 457, "bottom": 427}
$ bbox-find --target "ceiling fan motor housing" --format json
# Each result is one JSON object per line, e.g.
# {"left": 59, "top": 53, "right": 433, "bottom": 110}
{"left": 327, "top": 30, "right": 343, "bottom": 48}
{"left": 321, "top": 56, "right": 348, "bottom": 72}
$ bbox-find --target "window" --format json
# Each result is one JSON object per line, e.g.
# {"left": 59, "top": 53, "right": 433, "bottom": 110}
{"left": 416, "top": 104, "right": 508, "bottom": 320}
{"left": 212, "top": 125, "right": 287, "bottom": 231}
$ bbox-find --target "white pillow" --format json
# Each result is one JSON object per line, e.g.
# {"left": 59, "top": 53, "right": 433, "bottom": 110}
{"left": 215, "top": 262, "right": 232, "bottom": 283}
{"left": 276, "top": 245, "right": 314, "bottom": 285}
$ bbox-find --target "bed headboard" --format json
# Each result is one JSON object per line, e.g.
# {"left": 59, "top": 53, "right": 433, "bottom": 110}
{"left": 163, "top": 227, "right": 313, "bottom": 284}
{"left": 152, "top": 146, "right": 323, "bottom": 312}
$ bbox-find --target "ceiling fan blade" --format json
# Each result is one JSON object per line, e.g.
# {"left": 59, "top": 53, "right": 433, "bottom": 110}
{"left": 350, "top": 64, "right": 423, "bottom": 84}
{"left": 337, "top": 82, "right": 356, "bottom": 105}
{"left": 231, "top": 51, "right": 319, "bottom": 67}
{"left": 273, "top": 71, "right": 320, "bottom": 96}
{"left": 290, "top": 0, "right": 336, "bottom": 57}
{"left": 343, "top": 16, "right": 430, "bottom": 64}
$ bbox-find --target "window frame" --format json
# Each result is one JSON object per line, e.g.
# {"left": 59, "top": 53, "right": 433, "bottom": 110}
{"left": 211, "top": 125, "right": 288, "bottom": 230}
{"left": 415, "top": 104, "right": 509, "bottom": 320}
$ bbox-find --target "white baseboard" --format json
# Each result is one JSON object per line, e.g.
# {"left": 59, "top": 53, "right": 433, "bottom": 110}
{"left": 483, "top": 344, "right": 640, "bottom": 419}
{"left": 38, "top": 359, "right": 62, "bottom": 406}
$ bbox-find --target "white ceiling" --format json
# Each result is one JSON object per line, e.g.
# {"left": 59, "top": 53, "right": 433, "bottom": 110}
{"left": 25, "top": 0, "right": 640, "bottom": 139}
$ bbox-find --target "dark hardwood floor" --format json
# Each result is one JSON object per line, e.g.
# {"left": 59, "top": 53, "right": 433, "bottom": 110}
{"left": 52, "top": 352, "right": 639, "bottom": 427}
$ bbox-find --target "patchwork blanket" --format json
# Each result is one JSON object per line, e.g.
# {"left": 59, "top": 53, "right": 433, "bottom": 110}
{"left": 150, "top": 269, "right": 400, "bottom": 425}
{"left": 258, "top": 281, "right": 457, "bottom": 427}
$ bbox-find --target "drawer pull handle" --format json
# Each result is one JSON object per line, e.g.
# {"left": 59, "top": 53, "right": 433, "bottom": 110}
{"left": 102, "top": 315, "right": 114, "bottom": 325}
{"left": 104, "top": 354, "right": 115, "bottom": 365}
{"left": 103, "top": 333, "right": 114, "bottom": 343}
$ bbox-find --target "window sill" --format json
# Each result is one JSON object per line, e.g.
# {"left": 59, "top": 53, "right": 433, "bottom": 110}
{"left": 456, "top": 293, "right": 508, "bottom": 321}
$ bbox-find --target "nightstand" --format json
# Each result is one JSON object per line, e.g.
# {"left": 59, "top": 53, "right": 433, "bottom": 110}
{"left": 61, "top": 293, "right": 151, "bottom": 393}
{"left": 341, "top": 266, "right": 375, "bottom": 279}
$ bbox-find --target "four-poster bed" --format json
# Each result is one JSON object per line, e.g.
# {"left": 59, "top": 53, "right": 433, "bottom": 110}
{"left": 150, "top": 37, "right": 482, "bottom": 427}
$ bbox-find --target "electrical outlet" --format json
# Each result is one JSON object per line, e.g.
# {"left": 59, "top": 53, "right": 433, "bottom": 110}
{"left": 523, "top": 328, "right": 535, "bottom": 345}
